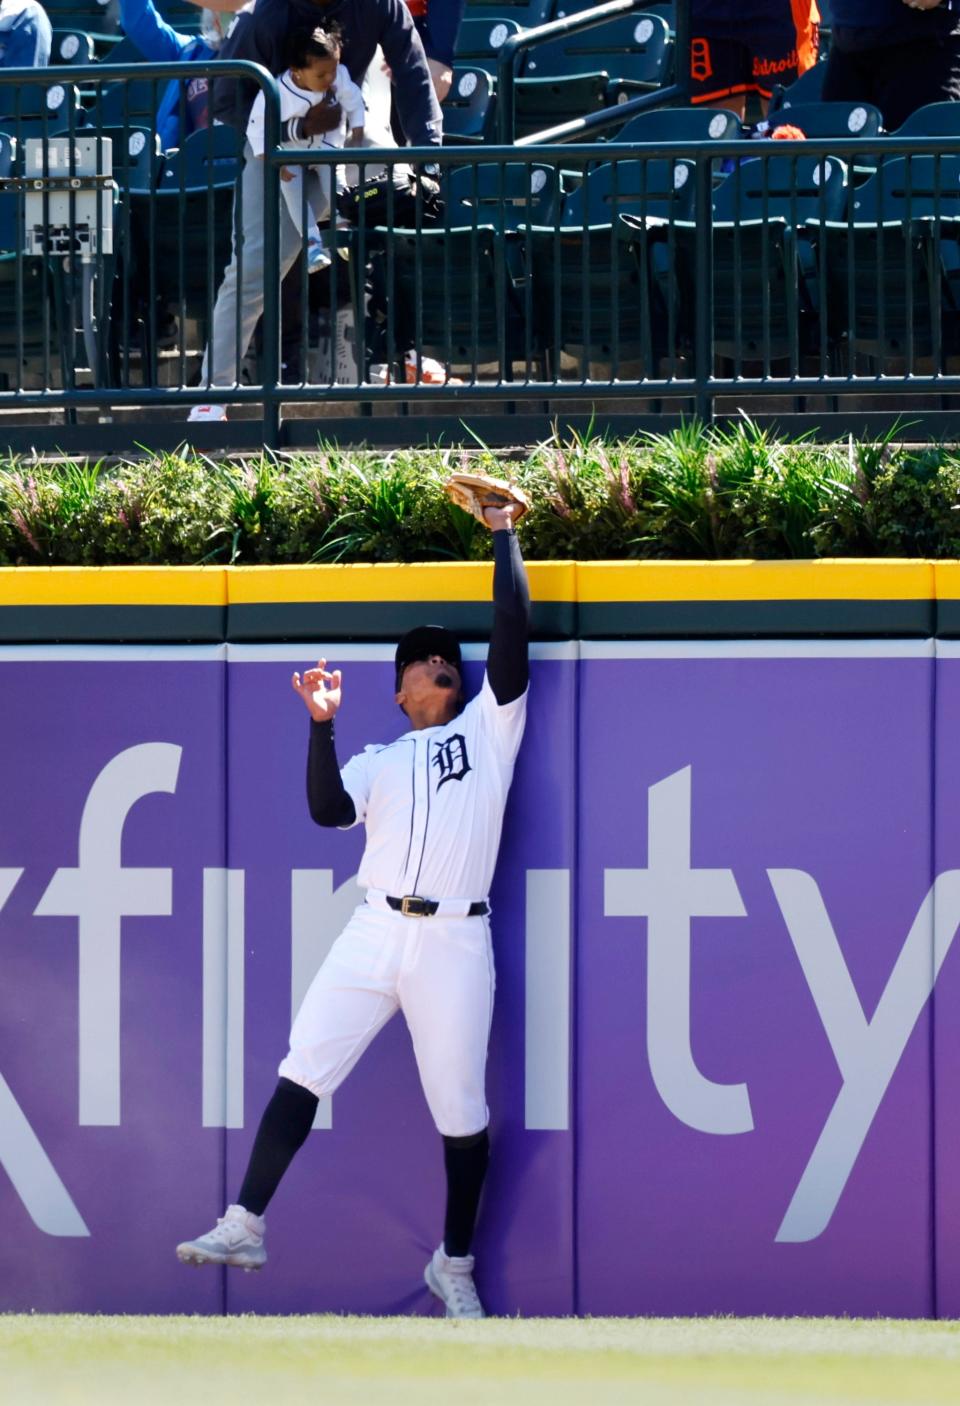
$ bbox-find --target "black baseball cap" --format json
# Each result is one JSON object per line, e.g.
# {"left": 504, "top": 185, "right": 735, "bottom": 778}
{"left": 394, "top": 625, "right": 462, "bottom": 691}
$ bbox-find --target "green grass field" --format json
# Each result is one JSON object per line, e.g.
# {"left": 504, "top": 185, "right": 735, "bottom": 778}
{"left": 2, "top": 1317, "right": 959, "bottom": 1406}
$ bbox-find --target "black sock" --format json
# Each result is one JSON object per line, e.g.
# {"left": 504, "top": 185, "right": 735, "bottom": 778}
{"left": 236, "top": 1078, "right": 318, "bottom": 1217}
{"left": 442, "top": 1129, "right": 490, "bottom": 1258}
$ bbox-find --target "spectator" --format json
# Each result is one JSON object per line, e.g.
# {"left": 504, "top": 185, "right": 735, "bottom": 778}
{"left": 118, "top": 0, "right": 227, "bottom": 148}
{"left": 248, "top": 25, "right": 364, "bottom": 275}
{"left": 0, "top": 0, "right": 51, "bottom": 67}
{"left": 822, "top": 0, "right": 960, "bottom": 131}
{"left": 187, "top": 0, "right": 440, "bottom": 413}
{"left": 407, "top": 0, "right": 466, "bottom": 102}
{"left": 689, "top": 0, "right": 821, "bottom": 118}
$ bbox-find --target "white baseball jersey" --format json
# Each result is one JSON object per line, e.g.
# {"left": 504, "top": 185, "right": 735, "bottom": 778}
{"left": 339, "top": 674, "right": 527, "bottom": 901}
{"left": 246, "top": 67, "right": 366, "bottom": 158}
{"left": 279, "top": 669, "right": 528, "bottom": 1137}
{"left": 247, "top": 67, "right": 365, "bottom": 231}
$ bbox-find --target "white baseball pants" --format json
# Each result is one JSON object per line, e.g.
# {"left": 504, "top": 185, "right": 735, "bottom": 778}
{"left": 278, "top": 902, "right": 495, "bottom": 1137}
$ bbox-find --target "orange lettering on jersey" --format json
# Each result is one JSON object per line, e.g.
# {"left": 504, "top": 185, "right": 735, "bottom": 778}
{"left": 691, "top": 38, "right": 713, "bottom": 83}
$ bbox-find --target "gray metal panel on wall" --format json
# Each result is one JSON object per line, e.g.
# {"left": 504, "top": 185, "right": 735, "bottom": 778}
{"left": 933, "top": 643, "right": 960, "bottom": 1318}
{"left": 222, "top": 644, "right": 577, "bottom": 1316}
{"left": 576, "top": 641, "right": 936, "bottom": 1316}
{"left": 0, "top": 645, "right": 228, "bottom": 1313}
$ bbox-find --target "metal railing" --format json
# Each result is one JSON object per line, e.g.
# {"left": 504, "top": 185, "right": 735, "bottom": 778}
{"left": 0, "top": 59, "right": 960, "bottom": 449}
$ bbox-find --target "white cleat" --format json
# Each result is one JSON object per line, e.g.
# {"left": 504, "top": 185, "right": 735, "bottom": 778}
{"left": 187, "top": 403, "right": 227, "bottom": 422}
{"left": 176, "top": 1204, "right": 266, "bottom": 1271}
{"left": 424, "top": 1245, "right": 485, "bottom": 1318}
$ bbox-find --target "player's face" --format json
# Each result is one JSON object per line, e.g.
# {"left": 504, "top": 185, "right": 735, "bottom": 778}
{"left": 395, "top": 654, "right": 462, "bottom": 723}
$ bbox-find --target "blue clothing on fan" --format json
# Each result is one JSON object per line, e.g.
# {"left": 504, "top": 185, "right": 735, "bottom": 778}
{"left": 831, "top": 0, "right": 959, "bottom": 22}
{"left": 0, "top": 0, "right": 52, "bottom": 67}
{"left": 119, "top": 0, "right": 217, "bottom": 149}
{"left": 415, "top": 0, "right": 466, "bottom": 68}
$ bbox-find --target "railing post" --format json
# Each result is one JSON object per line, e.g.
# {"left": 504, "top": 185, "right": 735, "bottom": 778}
{"left": 693, "top": 151, "right": 713, "bottom": 424}
{"left": 260, "top": 73, "right": 282, "bottom": 449}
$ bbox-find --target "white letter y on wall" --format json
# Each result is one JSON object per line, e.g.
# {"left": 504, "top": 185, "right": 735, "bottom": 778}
{"left": 769, "top": 868, "right": 960, "bottom": 1242}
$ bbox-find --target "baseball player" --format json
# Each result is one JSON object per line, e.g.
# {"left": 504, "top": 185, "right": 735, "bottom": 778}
{"left": 176, "top": 499, "right": 529, "bottom": 1318}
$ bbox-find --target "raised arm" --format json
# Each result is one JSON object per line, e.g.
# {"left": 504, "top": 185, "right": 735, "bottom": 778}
{"left": 485, "top": 506, "right": 530, "bottom": 706}
{"left": 292, "top": 660, "right": 357, "bottom": 828}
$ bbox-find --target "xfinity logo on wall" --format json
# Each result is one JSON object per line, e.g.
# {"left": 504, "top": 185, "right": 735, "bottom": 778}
{"left": 2, "top": 745, "right": 956, "bottom": 1246}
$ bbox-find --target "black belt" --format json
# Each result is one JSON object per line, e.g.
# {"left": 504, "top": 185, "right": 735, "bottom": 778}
{"left": 385, "top": 894, "right": 488, "bottom": 918}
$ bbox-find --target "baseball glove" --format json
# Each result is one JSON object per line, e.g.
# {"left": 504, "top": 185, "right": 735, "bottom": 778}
{"left": 444, "top": 472, "right": 531, "bottom": 525}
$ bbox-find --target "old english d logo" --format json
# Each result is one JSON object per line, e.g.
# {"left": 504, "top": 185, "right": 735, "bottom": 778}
{"left": 433, "top": 734, "right": 471, "bottom": 788}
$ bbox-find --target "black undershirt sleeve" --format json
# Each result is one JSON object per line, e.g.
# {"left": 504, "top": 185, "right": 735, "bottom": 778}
{"left": 486, "top": 528, "right": 530, "bottom": 706}
{"left": 306, "top": 718, "right": 357, "bottom": 828}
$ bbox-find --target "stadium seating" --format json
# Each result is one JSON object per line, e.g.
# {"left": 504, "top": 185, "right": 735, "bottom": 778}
{"left": 819, "top": 155, "right": 960, "bottom": 367}
{"left": 128, "top": 124, "right": 241, "bottom": 384}
{"left": 454, "top": 16, "right": 523, "bottom": 80}
{"left": 51, "top": 29, "right": 97, "bottom": 64}
{"left": 669, "top": 154, "right": 848, "bottom": 366}
{"left": 894, "top": 103, "right": 960, "bottom": 139}
{"left": 367, "top": 223, "right": 539, "bottom": 378}
{"left": 530, "top": 157, "right": 697, "bottom": 376}
{"left": 43, "top": 0, "right": 120, "bottom": 41}
{"left": 445, "top": 161, "right": 560, "bottom": 232}
{"left": 0, "top": 81, "right": 81, "bottom": 140}
{"left": 513, "top": 11, "right": 672, "bottom": 138}
{"left": 766, "top": 101, "right": 883, "bottom": 141}
{"left": 611, "top": 105, "right": 740, "bottom": 145}
{"left": 441, "top": 67, "right": 495, "bottom": 144}
{"left": 463, "top": 0, "right": 552, "bottom": 28}
{"left": 768, "top": 57, "right": 828, "bottom": 115}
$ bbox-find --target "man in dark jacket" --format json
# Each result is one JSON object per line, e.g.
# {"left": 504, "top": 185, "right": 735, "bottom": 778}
{"left": 823, "top": 0, "right": 960, "bottom": 130}
{"left": 212, "top": 0, "right": 442, "bottom": 145}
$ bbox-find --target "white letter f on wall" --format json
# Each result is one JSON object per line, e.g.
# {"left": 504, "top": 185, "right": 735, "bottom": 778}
{"left": 35, "top": 743, "right": 182, "bottom": 1126}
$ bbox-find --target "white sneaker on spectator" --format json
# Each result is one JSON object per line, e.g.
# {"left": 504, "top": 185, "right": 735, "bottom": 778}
{"left": 307, "top": 234, "right": 332, "bottom": 273}
{"left": 187, "top": 404, "right": 227, "bottom": 422}
{"left": 176, "top": 1204, "right": 266, "bottom": 1271}
{"left": 424, "top": 1245, "right": 485, "bottom": 1318}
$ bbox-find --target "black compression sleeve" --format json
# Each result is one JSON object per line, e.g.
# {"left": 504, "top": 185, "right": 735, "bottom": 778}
{"left": 306, "top": 719, "right": 357, "bottom": 827}
{"left": 487, "top": 528, "right": 530, "bottom": 706}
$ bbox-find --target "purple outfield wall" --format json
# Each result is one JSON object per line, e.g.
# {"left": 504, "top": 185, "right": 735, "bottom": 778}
{"left": 1, "top": 639, "right": 957, "bottom": 1315}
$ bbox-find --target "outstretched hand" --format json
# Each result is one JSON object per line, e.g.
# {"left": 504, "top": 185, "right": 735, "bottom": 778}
{"left": 483, "top": 502, "right": 520, "bottom": 531}
{"left": 292, "top": 658, "right": 342, "bottom": 721}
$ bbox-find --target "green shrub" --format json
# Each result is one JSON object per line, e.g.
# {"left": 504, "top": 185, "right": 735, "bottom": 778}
{"left": 2, "top": 429, "right": 960, "bottom": 565}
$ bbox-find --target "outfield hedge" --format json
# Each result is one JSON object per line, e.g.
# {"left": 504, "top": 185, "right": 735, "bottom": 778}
{"left": 5, "top": 423, "right": 960, "bottom": 565}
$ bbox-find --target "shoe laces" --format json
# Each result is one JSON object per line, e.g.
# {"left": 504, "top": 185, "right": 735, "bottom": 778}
{"left": 442, "top": 1261, "right": 481, "bottom": 1316}
{"left": 207, "top": 1212, "right": 251, "bottom": 1246}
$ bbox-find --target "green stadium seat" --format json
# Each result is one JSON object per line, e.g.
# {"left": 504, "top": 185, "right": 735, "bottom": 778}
{"left": 441, "top": 67, "right": 495, "bottom": 143}
{"left": 0, "top": 82, "right": 81, "bottom": 141}
{"left": 894, "top": 103, "right": 960, "bottom": 138}
{"left": 612, "top": 105, "right": 740, "bottom": 145}
{"left": 766, "top": 101, "right": 883, "bottom": 140}
{"left": 454, "top": 16, "right": 522, "bottom": 80}
{"left": 51, "top": 28, "right": 96, "bottom": 64}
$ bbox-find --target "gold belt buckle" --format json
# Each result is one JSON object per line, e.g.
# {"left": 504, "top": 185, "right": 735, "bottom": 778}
{"left": 400, "top": 895, "right": 424, "bottom": 917}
